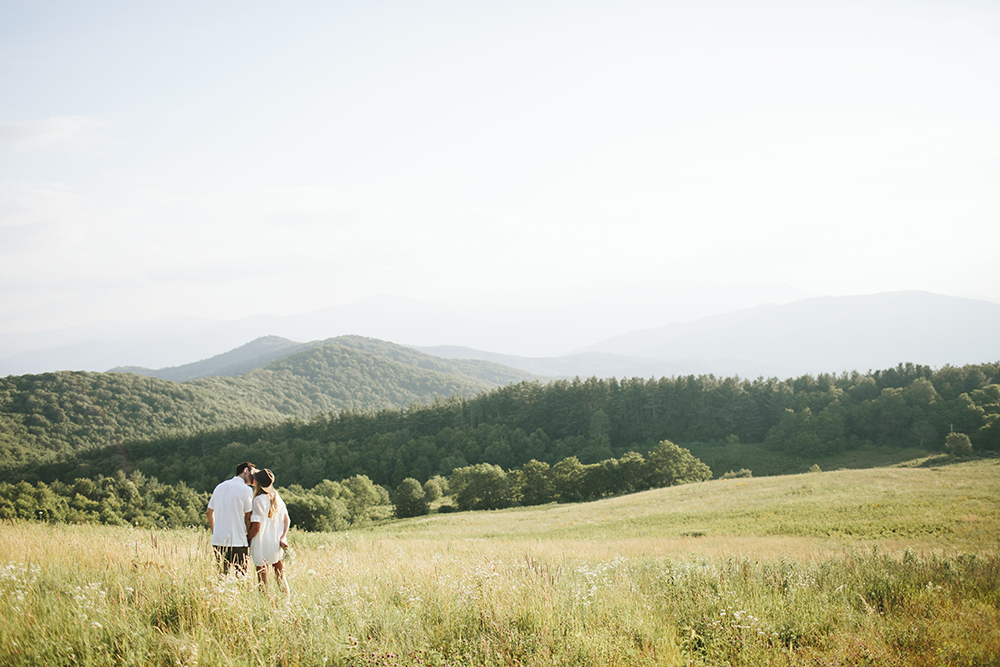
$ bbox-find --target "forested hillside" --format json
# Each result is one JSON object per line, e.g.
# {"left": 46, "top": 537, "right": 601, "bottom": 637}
{"left": 0, "top": 371, "right": 278, "bottom": 472}
{"left": 16, "top": 361, "right": 999, "bottom": 494}
{"left": 0, "top": 338, "right": 530, "bottom": 473}
{"left": 196, "top": 341, "right": 496, "bottom": 418}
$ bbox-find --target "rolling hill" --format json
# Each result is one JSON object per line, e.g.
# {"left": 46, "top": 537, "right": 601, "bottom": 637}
{"left": 0, "top": 337, "right": 537, "bottom": 473}
{"left": 112, "top": 335, "right": 540, "bottom": 386}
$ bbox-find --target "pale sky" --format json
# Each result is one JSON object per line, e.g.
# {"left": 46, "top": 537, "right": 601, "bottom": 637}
{"left": 1, "top": 0, "right": 998, "bottom": 334}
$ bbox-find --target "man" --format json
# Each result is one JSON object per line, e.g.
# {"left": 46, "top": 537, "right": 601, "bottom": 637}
{"left": 206, "top": 461, "right": 256, "bottom": 574}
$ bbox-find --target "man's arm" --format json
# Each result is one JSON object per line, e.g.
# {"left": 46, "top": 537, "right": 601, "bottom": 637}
{"left": 206, "top": 508, "right": 215, "bottom": 531}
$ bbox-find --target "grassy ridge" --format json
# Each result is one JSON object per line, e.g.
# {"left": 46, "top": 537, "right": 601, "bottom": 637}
{"left": 1, "top": 459, "right": 997, "bottom": 666}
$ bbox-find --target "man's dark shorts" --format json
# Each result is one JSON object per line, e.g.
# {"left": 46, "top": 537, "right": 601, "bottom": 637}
{"left": 214, "top": 546, "right": 249, "bottom": 574}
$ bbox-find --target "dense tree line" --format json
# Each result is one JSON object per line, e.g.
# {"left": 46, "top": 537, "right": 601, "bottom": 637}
{"left": 17, "top": 362, "right": 997, "bottom": 495}
{"left": 441, "top": 439, "right": 711, "bottom": 512}
{"left": 0, "top": 471, "right": 206, "bottom": 528}
{"left": 0, "top": 470, "right": 392, "bottom": 530}
{"left": 1, "top": 439, "right": 711, "bottom": 531}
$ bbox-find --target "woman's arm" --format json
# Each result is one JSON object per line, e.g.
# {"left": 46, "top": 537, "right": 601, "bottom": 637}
{"left": 279, "top": 511, "right": 290, "bottom": 549}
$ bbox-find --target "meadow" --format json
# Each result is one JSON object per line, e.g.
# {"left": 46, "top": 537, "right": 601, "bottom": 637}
{"left": 1, "top": 458, "right": 997, "bottom": 666}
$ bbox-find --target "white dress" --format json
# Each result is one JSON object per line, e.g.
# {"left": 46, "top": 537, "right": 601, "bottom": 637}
{"left": 249, "top": 492, "right": 287, "bottom": 567}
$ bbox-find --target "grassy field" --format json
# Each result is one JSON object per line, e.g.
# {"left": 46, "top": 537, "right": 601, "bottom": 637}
{"left": 684, "top": 442, "right": 939, "bottom": 478}
{"left": 2, "top": 458, "right": 998, "bottom": 666}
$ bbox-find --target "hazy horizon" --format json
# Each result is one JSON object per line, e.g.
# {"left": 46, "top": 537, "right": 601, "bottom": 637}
{"left": 2, "top": 1, "right": 998, "bottom": 335}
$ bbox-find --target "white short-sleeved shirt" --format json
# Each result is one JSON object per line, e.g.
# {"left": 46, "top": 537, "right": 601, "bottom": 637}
{"left": 208, "top": 476, "right": 254, "bottom": 547}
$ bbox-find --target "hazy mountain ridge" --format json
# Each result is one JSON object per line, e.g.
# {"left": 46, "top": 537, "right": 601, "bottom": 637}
{"left": 583, "top": 291, "right": 1000, "bottom": 377}
{"left": 3, "top": 291, "right": 998, "bottom": 381}
{"left": 413, "top": 292, "right": 1000, "bottom": 379}
{"left": 110, "top": 335, "right": 540, "bottom": 387}
{"left": 110, "top": 335, "right": 315, "bottom": 382}
{"left": 0, "top": 286, "right": 812, "bottom": 376}
{"left": 412, "top": 346, "right": 791, "bottom": 380}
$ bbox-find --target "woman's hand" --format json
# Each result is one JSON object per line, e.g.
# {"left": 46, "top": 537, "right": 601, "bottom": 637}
{"left": 279, "top": 537, "right": 289, "bottom": 549}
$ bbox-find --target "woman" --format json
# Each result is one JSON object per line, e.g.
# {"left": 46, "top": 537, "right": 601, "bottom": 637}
{"left": 247, "top": 468, "right": 290, "bottom": 595}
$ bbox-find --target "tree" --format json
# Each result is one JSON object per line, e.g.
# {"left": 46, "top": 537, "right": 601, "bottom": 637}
{"left": 449, "top": 464, "right": 512, "bottom": 511}
{"left": 342, "top": 475, "right": 383, "bottom": 524}
{"left": 945, "top": 432, "right": 973, "bottom": 457}
{"left": 551, "top": 457, "right": 587, "bottom": 503}
{"left": 618, "top": 451, "right": 647, "bottom": 493}
{"left": 765, "top": 408, "right": 822, "bottom": 455}
{"left": 283, "top": 492, "right": 349, "bottom": 531}
{"left": 518, "top": 459, "right": 553, "bottom": 506}
{"left": 910, "top": 420, "right": 937, "bottom": 448}
{"left": 422, "top": 477, "right": 443, "bottom": 502}
{"left": 645, "top": 440, "right": 712, "bottom": 488}
{"left": 393, "top": 478, "right": 429, "bottom": 518}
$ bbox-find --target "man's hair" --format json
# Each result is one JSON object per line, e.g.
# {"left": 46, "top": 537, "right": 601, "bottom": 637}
{"left": 236, "top": 461, "right": 256, "bottom": 475}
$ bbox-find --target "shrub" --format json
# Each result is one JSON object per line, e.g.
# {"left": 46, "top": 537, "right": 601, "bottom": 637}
{"left": 945, "top": 432, "right": 973, "bottom": 457}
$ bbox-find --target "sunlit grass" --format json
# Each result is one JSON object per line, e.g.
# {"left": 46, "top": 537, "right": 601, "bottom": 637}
{"left": 2, "top": 459, "right": 998, "bottom": 666}
{"left": 377, "top": 459, "right": 1000, "bottom": 550}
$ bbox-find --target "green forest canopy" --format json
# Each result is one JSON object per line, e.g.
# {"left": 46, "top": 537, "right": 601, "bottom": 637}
{"left": 10, "top": 361, "right": 998, "bottom": 495}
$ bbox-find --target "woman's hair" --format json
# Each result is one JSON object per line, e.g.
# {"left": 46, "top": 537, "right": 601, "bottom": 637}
{"left": 253, "top": 468, "right": 278, "bottom": 519}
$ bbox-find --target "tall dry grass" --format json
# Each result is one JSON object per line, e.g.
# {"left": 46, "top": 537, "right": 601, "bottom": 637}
{"left": 2, "top": 522, "right": 998, "bottom": 666}
{"left": 2, "top": 460, "right": 998, "bottom": 666}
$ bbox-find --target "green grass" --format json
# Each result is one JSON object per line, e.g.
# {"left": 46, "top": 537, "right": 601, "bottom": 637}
{"left": 381, "top": 458, "right": 999, "bottom": 548}
{"left": 2, "top": 459, "right": 998, "bottom": 666}
{"left": 686, "top": 442, "right": 938, "bottom": 477}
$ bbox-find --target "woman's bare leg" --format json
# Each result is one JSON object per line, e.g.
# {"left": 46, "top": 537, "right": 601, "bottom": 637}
{"left": 273, "top": 560, "right": 289, "bottom": 598}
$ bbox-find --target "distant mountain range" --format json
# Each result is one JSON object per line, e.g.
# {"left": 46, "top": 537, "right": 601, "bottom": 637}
{"left": 410, "top": 347, "right": 790, "bottom": 380}
{"left": 581, "top": 291, "right": 1000, "bottom": 377}
{"left": 1, "top": 290, "right": 998, "bottom": 380}
{"left": 0, "top": 285, "right": 811, "bottom": 376}
{"left": 418, "top": 292, "right": 1000, "bottom": 378}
